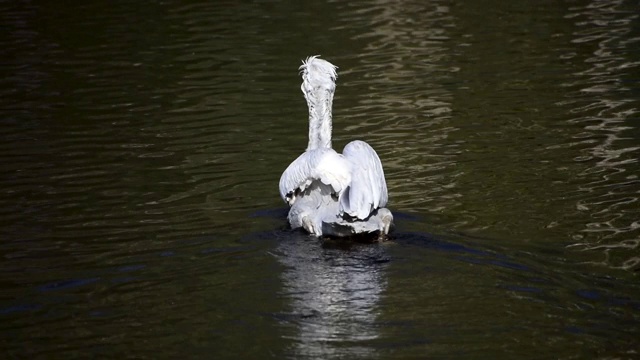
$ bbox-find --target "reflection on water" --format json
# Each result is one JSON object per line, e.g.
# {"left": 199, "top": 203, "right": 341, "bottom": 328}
{"left": 337, "top": 0, "right": 460, "bottom": 216}
{"left": 559, "top": 0, "right": 640, "bottom": 270}
{"left": 275, "top": 233, "right": 388, "bottom": 358}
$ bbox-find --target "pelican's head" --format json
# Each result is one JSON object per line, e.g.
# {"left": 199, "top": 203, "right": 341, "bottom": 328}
{"left": 299, "top": 55, "right": 338, "bottom": 93}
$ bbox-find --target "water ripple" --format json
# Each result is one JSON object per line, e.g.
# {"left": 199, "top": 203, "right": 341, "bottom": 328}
{"left": 558, "top": 0, "right": 640, "bottom": 271}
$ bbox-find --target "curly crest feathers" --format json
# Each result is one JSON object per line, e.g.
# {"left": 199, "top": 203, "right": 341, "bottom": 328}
{"left": 299, "top": 55, "right": 338, "bottom": 91}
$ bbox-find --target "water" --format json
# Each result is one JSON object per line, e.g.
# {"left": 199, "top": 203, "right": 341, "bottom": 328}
{"left": 1, "top": 0, "right": 639, "bottom": 358}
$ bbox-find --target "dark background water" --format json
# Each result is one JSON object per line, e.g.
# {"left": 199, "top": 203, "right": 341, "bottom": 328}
{"left": 2, "top": 0, "right": 639, "bottom": 358}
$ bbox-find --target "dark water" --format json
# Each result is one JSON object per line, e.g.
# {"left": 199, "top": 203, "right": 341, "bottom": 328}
{"left": 2, "top": 0, "right": 639, "bottom": 358}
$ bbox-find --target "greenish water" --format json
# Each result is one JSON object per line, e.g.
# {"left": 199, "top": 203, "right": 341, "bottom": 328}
{"left": 1, "top": 0, "right": 639, "bottom": 358}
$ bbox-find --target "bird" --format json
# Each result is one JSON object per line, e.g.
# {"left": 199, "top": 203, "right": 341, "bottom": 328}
{"left": 279, "top": 56, "right": 393, "bottom": 238}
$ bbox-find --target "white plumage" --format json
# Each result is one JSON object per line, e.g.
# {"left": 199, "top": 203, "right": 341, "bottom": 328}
{"left": 279, "top": 56, "right": 393, "bottom": 237}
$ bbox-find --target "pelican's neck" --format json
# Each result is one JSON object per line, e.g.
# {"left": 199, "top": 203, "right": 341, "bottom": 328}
{"left": 306, "top": 99, "right": 320, "bottom": 150}
{"left": 299, "top": 56, "right": 337, "bottom": 151}
{"left": 305, "top": 89, "right": 333, "bottom": 150}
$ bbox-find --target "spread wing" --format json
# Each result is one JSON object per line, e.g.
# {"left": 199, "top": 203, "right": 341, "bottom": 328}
{"left": 279, "top": 148, "right": 352, "bottom": 205}
{"left": 339, "top": 140, "right": 389, "bottom": 219}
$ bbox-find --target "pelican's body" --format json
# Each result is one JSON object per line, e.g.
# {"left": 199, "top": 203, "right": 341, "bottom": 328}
{"left": 279, "top": 56, "right": 393, "bottom": 237}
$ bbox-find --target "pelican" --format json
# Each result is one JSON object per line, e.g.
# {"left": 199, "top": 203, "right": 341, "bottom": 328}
{"left": 279, "top": 56, "right": 393, "bottom": 237}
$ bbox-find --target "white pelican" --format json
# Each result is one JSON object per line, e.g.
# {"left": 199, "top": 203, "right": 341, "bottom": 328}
{"left": 279, "top": 56, "right": 393, "bottom": 237}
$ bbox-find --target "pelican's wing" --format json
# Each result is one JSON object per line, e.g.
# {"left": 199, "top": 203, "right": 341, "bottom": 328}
{"left": 279, "top": 148, "right": 352, "bottom": 204}
{"left": 339, "top": 140, "right": 389, "bottom": 219}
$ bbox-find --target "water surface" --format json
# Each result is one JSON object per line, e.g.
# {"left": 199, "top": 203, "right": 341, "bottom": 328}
{"left": 1, "top": 0, "right": 639, "bottom": 358}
